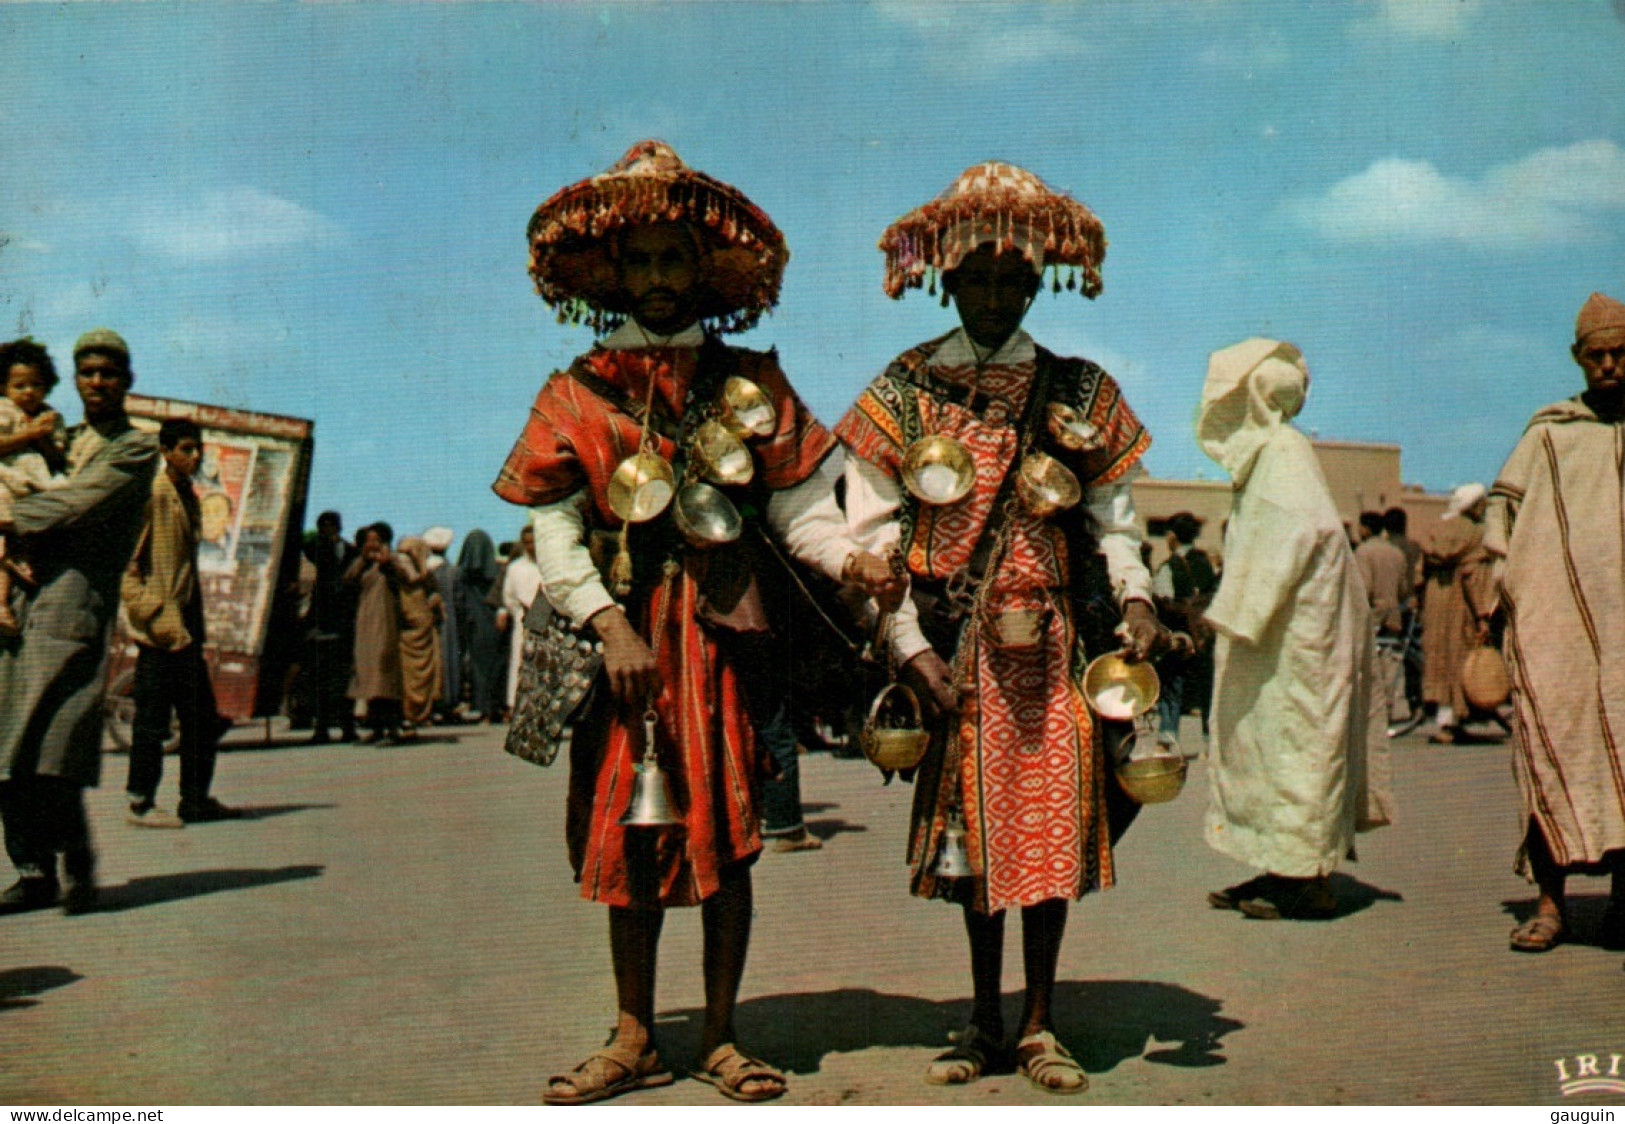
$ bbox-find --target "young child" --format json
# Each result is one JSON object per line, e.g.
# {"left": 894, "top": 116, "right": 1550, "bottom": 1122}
{"left": 0, "top": 338, "right": 69, "bottom": 636}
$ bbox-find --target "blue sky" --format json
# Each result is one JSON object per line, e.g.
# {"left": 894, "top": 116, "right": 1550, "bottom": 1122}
{"left": 4, "top": 1, "right": 1622, "bottom": 550}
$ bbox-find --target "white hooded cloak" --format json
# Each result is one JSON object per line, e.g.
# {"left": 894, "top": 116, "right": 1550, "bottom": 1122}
{"left": 1198, "top": 339, "right": 1394, "bottom": 877}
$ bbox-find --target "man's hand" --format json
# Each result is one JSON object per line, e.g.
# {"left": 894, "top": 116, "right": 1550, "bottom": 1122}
{"left": 1116, "top": 600, "right": 1168, "bottom": 662}
{"left": 591, "top": 606, "right": 661, "bottom": 707}
{"left": 844, "top": 550, "right": 908, "bottom": 613}
{"left": 899, "top": 648, "right": 959, "bottom": 719}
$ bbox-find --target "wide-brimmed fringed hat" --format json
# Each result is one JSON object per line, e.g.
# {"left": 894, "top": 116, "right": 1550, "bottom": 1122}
{"left": 526, "top": 140, "right": 789, "bottom": 334}
{"left": 880, "top": 161, "right": 1107, "bottom": 302}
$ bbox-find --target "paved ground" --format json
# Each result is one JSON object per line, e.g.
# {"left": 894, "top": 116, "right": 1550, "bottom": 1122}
{"left": 3, "top": 717, "right": 1623, "bottom": 1106}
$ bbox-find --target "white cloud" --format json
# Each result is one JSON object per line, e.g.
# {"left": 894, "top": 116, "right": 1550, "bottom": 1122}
{"left": 1352, "top": 0, "right": 1482, "bottom": 41}
{"left": 1288, "top": 140, "right": 1625, "bottom": 249}
{"left": 129, "top": 187, "right": 344, "bottom": 262}
{"left": 1198, "top": 31, "right": 1291, "bottom": 74}
{"left": 872, "top": 1, "right": 1097, "bottom": 70}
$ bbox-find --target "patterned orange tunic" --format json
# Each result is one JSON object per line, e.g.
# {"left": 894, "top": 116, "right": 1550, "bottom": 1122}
{"left": 494, "top": 341, "right": 835, "bottom": 908}
{"left": 836, "top": 331, "right": 1149, "bottom": 914}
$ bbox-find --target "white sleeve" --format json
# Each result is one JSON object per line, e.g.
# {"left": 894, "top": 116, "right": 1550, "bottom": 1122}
{"left": 1152, "top": 561, "right": 1175, "bottom": 600}
{"left": 765, "top": 451, "right": 856, "bottom": 583}
{"left": 844, "top": 455, "right": 933, "bottom": 666}
{"left": 528, "top": 492, "right": 616, "bottom": 627}
{"left": 1089, "top": 466, "right": 1155, "bottom": 608}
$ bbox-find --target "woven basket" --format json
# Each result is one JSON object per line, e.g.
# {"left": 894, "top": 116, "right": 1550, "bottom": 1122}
{"left": 1462, "top": 646, "right": 1511, "bottom": 711}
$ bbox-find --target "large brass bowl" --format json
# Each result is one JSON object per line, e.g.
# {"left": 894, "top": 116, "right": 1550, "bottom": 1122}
{"left": 693, "top": 419, "right": 755, "bottom": 487}
{"left": 1116, "top": 753, "right": 1188, "bottom": 804}
{"left": 1081, "top": 652, "right": 1160, "bottom": 720}
{"left": 719, "top": 376, "right": 778, "bottom": 439}
{"left": 606, "top": 452, "right": 676, "bottom": 524}
{"left": 671, "top": 482, "right": 742, "bottom": 549}
{"left": 901, "top": 435, "right": 975, "bottom": 506}
{"left": 861, "top": 683, "right": 931, "bottom": 772}
{"left": 1015, "top": 452, "right": 1082, "bottom": 518}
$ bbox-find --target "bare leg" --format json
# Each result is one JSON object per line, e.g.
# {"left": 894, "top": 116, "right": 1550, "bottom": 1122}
{"left": 1525, "top": 818, "right": 1568, "bottom": 921}
{"left": 963, "top": 903, "right": 1007, "bottom": 1040}
{"left": 1017, "top": 898, "right": 1068, "bottom": 1039}
{"left": 1510, "top": 818, "right": 1568, "bottom": 951}
{"left": 608, "top": 904, "right": 664, "bottom": 1055}
{"left": 698, "top": 863, "right": 752, "bottom": 1058}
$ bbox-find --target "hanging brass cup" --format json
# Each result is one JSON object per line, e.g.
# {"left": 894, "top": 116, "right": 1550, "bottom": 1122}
{"left": 606, "top": 452, "right": 677, "bottom": 524}
{"left": 860, "top": 682, "right": 931, "bottom": 772}
{"left": 1047, "top": 402, "right": 1105, "bottom": 452}
{"left": 1081, "top": 652, "right": 1161, "bottom": 721}
{"left": 901, "top": 435, "right": 975, "bottom": 506}
{"left": 671, "top": 482, "right": 742, "bottom": 549}
{"left": 1015, "top": 452, "right": 1081, "bottom": 519}
{"left": 718, "top": 376, "right": 778, "bottom": 440}
{"left": 1115, "top": 752, "right": 1188, "bottom": 805}
{"left": 693, "top": 419, "right": 755, "bottom": 487}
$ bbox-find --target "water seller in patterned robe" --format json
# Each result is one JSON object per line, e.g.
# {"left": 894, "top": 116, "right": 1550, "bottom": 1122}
{"left": 834, "top": 162, "right": 1165, "bottom": 1095}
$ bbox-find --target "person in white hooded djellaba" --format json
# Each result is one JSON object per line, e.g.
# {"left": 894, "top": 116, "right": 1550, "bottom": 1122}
{"left": 1196, "top": 338, "right": 1395, "bottom": 921}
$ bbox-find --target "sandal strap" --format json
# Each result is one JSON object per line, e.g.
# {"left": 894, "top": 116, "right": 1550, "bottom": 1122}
{"left": 549, "top": 1041, "right": 650, "bottom": 1093}
{"left": 702, "top": 1044, "right": 785, "bottom": 1089}
{"left": 1018, "top": 1031, "right": 1084, "bottom": 1079}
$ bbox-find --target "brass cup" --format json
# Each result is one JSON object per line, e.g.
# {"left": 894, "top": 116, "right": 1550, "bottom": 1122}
{"left": 1081, "top": 652, "right": 1161, "bottom": 721}
{"left": 671, "top": 482, "right": 742, "bottom": 549}
{"left": 718, "top": 376, "right": 778, "bottom": 440}
{"left": 861, "top": 682, "right": 931, "bottom": 772}
{"left": 901, "top": 435, "right": 975, "bottom": 506}
{"left": 1047, "top": 402, "right": 1104, "bottom": 452}
{"left": 1015, "top": 452, "right": 1081, "bottom": 519}
{"left": 693, "top": 419, "right": 755, "bottom": 487}
{"left": 606, "top": 452, "right": 676, "bottom": 524}
{"left": 1115, "top": 753, "right": 1189, "bottom": 805}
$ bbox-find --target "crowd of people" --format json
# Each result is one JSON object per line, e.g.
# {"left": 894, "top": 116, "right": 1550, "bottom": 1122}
{"left": 289, "top": 513, "right": 541, "bottom": 745}
{"left": 0, "top": 139, "right": 1619, "bottom": 1107}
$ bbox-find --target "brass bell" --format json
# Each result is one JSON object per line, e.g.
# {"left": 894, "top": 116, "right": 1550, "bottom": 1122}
{"left": 718, "top": 376, "right": 778, "bottom": 440}
{"left": 618, "top": 711, "right": 682, "bottom": 828}
{"left": 693, "top": 420, "right": 755, "bottom": 487}
{"left": 901, "top": 435, "right": 976, "bottom": 506}
{"left": 933, "top": 808, "right": 974, "bottom": 879}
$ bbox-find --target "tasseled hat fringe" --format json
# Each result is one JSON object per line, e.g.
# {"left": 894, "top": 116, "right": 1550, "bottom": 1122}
{"left": 879, "top": 162, "right": 1108, "bottom": 304}
{"left": 527, "top": 140, "right": 788, "bottom": 334}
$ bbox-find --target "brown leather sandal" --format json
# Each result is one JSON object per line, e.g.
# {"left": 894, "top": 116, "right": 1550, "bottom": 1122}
{"left": 692, "top": 1043, "right": 787, "bottom": 1103}
{"left": 1509, "top": 912, "right": 1565, "bottom": 953}
{"left": 543, "top": 1039, "right": 674, "bottom": 1105}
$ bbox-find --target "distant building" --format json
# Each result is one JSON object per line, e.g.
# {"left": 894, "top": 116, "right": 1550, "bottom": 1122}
{"left": 1134, "top": 439, "right": 1450, "bottom": 567}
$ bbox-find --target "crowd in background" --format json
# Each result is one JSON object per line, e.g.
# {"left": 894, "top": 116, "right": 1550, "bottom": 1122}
{"left": 287, "top": 514, "right": 541, "bottom": 746}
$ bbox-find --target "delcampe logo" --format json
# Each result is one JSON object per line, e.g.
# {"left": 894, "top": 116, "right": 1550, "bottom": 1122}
{"left": 1555, "top": 1053, "right": 1625, "bottom": 1097}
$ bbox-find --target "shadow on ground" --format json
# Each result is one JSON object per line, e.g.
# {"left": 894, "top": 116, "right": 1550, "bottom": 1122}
{"left": 1320, "top": 873, "right": 1404, "bottom": 920}
{"left": 656, "top": 980, "right": 1241, "bottom": 1076}
{"left": 0, "top": 966, "right": 82, "bottom": 1012}
{"left": 1501, "top": 893, "right": 1624, "bottom": 949}
{"left": 94, "top": 864, "right": 325, "bottom": 913}
{"left": 806, "top": 818, "right": 867, "bottom": 843}
{"left": 232, "top": 802, "right": 337, "bottom": 821}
